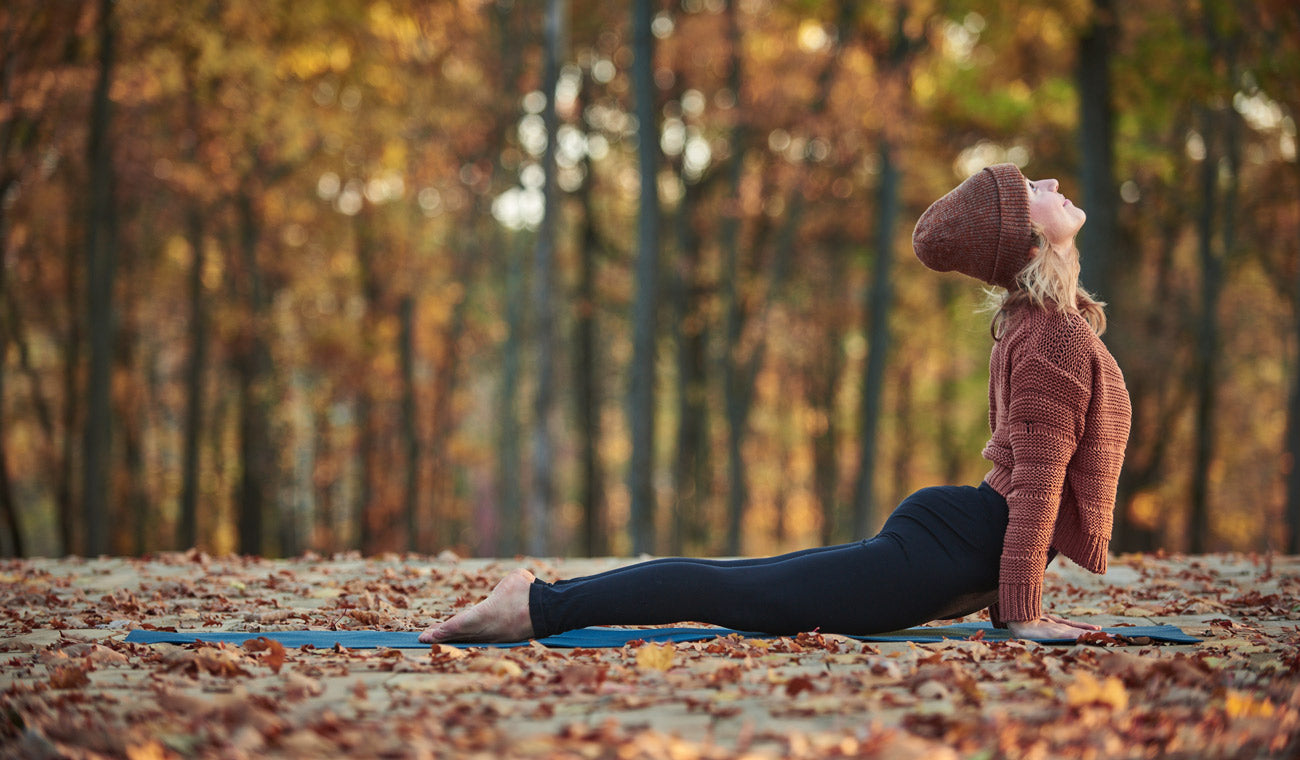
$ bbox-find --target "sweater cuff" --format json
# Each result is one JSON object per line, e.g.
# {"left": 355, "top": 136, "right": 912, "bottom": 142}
{"left": 997, "top": 583, "right": 1042, "bottom": 623}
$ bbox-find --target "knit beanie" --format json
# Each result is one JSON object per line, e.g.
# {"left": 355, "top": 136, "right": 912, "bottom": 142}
{"left": 912, "top": 163, "right": 1033, "bottom": 289}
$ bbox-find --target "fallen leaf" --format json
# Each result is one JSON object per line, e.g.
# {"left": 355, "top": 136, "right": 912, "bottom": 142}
{"left": 1224, "top": 690, "right": 1275, "bottom": 719}
{"left": 784, "top": 675, "right": 815, "bottom": 697}
{"left": 469, "top": 656, "right": 523, "bottom": 677}
{"left": 49, "top": 663, "right": 91, "bottom": 689}
{"left": 125, "top": 741, "right": 169, "bottom": 760}
{"left": 636, "top": 643, "right": 675, "bottom": 672}
{"left": 243, "top": 637, "right": 287, "bottom": 673}
{"left": 282, "top": 670, "right": 324, "bottom": 699}
{"left": 1065, "top": 671, "right": 1128, "bottom": 711}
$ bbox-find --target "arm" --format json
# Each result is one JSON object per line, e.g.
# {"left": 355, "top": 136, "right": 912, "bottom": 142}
{"left": 997, "top": 351, "right": 1092, "bottom": 623}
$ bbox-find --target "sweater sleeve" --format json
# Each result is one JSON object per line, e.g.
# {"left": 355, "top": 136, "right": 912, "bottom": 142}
{"left": 997, "top": 347, "right": 1092, "bottom": 622}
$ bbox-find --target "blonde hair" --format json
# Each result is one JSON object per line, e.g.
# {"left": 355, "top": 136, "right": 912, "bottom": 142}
{"left": 985, "top": 225, "right": 1107, "bottom": 340}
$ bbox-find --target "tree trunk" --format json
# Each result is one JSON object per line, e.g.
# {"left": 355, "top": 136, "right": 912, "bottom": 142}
{"left": 81, "top": 0, "right": 116, "bottom": 556}
{"left": 481, "top": 1, "right": 527, "bottom": 558}
{"left": 353, "top": 213, "right": 380, "bottom": 555}
{"left": 355, "top": 390, "right": 374, "bottom": 553}
{"left": 122, "top": 380, "right": 147, "bottom": 554}
{"left": 0, "top": 160, "right": 23, "bottom": 558}
{"left": 1287, "top": 247, "right": 1300, "bottom": 553}
{"left": 178, "top": 205, "right": 207, "bottom": 550}
{"left": 428, "top": 245, "right": 471, "bottom": 550}
{"left": 60, "top": 217, "right": 80, "bottom": 555}
{"left": 628, "top": 0, "right": 660, "bottom": 555}
{"left": 527, "top": 0, "right": 565, "bottom": 558}
{"left": 0, "top": 335, "right": 22, "bottom": 557}
{"left": 0, "top": 63, "right": 24, "bottom": 557}
{"left": 719, "top": 0, "right": 749, "bottom": 556}
{"left": 810, "top": 344, "right": 842, "bottom": 545}
{"left": 1076, "top": 0, "right": 1119, "bottom": 301}
{"left": 312, "top": 408, "right": 337, "bottom": 553}
{"left": 178, "top": 54, "right": 208, "bottom": 550}
{"left": 809, "top": 231, "right": 848, "bottom": 545}
{"left": 497, "top": 231, "right": 526, "bottom": 556}
{"left": 574, "top": 112, "right": 605, "bottom": 557}
{"left": 235, "top": 190, "right": 272, "bottom": 557}
{"left": 670, "top": 159, "right": 710, "bottom": 555}
{"left": 1188, "top": 106, "right": 1221, "bottom": 554}
{"left": 400, "top": 295, "right": 420, "bottom": 553}
{"left": 852, "top": 141, "right": 899, "bottom": 538}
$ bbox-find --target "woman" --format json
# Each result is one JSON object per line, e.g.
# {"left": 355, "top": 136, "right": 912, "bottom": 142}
{"left": 419, "top": 163, "right": 1131, "bottom": 644}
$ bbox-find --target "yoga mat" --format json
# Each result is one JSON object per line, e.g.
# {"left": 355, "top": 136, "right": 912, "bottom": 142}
{"left": 124, "top": 622, "right": 1199, "bottom": 649}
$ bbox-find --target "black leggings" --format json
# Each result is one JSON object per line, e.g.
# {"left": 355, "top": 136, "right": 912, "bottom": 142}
{"left": 529, "top": 483, "right": 1011, "bottom": 637}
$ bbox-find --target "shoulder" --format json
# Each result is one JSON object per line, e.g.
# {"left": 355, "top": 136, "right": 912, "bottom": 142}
{"left": 1019, "top": 308, "right": 1101, "bottom": 377}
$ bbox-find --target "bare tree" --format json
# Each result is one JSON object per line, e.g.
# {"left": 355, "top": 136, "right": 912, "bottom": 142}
{"left": 1076, "top": 0, "right": 1120, "bottom": 302}
{"left": 852, "top": 6, "right": 919, "bottom": 537}
{"left": 628, "top": 0, "right": 661, "bottom": 554}
{"left": 81, "top": 0, "right": 117, "bottom": 556}
{"left": 529, "top": 0, "right": 566, "bottom": 556}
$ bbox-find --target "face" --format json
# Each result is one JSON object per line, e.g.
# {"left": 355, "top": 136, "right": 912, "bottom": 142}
{"left": 1025, "top": 177, "right": 1086, "bottom": 249}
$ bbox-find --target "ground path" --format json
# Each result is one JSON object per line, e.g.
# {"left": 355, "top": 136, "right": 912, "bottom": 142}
{"left": 2, "top": 552, "right": 1297, "bottom": 758}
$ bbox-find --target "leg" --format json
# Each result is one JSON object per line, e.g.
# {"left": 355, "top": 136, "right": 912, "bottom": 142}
{"left": 550, "top": 543, "right": 852, "bottom": 586}
{"left": 423, "top": 484, "right": 1009, "bottom": 642}
{"left": 419, "top": 544, "right": 850, "bottom": 643}
{"left": 532, "top": 484, "right": 1010, "bottom": 637}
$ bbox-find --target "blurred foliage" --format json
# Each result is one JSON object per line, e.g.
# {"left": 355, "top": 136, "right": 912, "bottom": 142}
{"left": 0, "top": 0, "right": 1297, "bottom": 558}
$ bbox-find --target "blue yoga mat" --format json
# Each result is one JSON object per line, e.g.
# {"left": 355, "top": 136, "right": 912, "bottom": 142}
{"left": 123, "top": 622, "right": 1200, "bottom": 649}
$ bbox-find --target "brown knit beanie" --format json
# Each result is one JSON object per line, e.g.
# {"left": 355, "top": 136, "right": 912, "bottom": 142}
{"left": 912, "top": 163, "right": 1033, "bottom": 289}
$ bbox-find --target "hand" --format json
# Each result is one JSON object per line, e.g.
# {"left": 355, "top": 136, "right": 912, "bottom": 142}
{"left": 1006, "top": 614, "right": 1102, "bottom": 640}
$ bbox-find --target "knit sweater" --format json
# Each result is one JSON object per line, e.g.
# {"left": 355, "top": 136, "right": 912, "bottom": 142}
{"left": 981, "top": 305, "right": 1131, "bottom": 623}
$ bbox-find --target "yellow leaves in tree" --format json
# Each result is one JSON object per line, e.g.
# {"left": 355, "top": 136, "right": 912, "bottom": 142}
{"left": 368, "top": 2, "right": 421, "bottom": 47}
{"left": 1064, "top": 671, "right": 1128, "bottom": 712}
{"left": 635, "top": 643, "right": 675, "bottom": 672}
{"left": 277, "top": 43, "right": 351, "bottom": 81}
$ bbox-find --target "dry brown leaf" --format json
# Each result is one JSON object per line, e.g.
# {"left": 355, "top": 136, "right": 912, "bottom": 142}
{"left": 60, "top": 643, "right": 128, "bottom": 665}
{"left": 784, "top": 675, "right": 816, "bottom": 697}
{"left": 282, "top": 670, "right": 324, "bottom": 699}
{"left": 48, "top": 663, "right": 91, "bottom": 689}
{"left": 242, "top": 636, "right": 287, "bottom": 673}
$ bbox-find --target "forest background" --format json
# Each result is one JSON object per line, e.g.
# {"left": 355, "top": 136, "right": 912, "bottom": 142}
{"left": 1, "top": 0, "right": 1297, "bottom": 562}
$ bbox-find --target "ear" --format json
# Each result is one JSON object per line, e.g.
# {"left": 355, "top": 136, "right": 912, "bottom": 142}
{"left": 1026, "top": 244, "right": 1042, "bottom": 260}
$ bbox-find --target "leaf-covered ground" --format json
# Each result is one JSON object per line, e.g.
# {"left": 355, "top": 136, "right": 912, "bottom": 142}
{"left": 2, "top": 551, "right": 1298, "bottom": 759}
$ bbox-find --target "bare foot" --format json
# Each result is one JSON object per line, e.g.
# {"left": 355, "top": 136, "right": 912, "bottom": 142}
{"left": 419, "top": 569, "right": 536, "bottom": 644}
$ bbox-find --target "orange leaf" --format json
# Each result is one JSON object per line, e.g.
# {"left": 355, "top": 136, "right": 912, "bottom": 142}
{"left": 243, "top": 636, "right": 287, "bottom": 674}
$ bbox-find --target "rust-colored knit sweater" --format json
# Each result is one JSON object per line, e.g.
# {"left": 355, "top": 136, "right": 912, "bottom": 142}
{"left": 982, "top": 305, "right": 1132, "bottom": 622}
